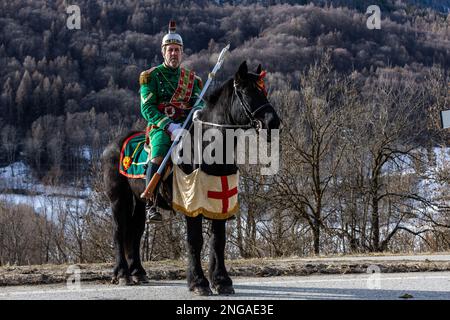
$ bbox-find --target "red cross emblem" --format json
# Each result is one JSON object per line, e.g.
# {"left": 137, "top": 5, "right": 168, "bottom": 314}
{"left": 207, "top": 176, "right": 238, "bottom": 213}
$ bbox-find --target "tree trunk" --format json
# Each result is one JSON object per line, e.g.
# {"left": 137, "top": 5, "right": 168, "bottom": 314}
{"left": 371, "top": 192, "right": 380, "bottom": 252}
{"left": 312, "top": 224, "right": 320, "bottom": 255}
{"left": 236, "top": 213, "right": 245, "bottom": 258}
{"left": 250, "top": 212, "right": 257, "bottom": 257}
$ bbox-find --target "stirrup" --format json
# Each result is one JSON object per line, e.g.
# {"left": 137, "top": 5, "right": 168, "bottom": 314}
{"left": 145, "top": 202, "right": 162, "bottom": 224}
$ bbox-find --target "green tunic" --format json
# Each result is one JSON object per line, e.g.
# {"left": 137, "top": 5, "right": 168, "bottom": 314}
{"left": 139, "top": 63, "right": 204, "bottom": 159}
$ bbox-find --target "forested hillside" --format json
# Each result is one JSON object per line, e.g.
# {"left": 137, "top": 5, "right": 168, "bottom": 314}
{"left": 1, "top": 0, "right": 448, "bottom": 175}
{"left": 0, "top": 0, "right": 449, "bottom": 265}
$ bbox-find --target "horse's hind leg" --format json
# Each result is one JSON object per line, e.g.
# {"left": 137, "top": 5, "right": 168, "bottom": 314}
{"left": 126, "top": 199, "right": 149, "bottom": 284}
{"left": 186, "top": 215, "right": 212, "bottom": 296}
{"left": 208, "top": 220, "right": 234, "bottom": 294}
{"left": 103, "top": 141, "right": 133, "bottom": 285}
{"left": 111, "top": 194, "right": 133, "bottom": 286}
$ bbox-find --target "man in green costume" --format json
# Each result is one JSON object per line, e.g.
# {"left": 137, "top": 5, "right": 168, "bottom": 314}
{"left": 140, "top": 20, "right": 204, "bottom": 222}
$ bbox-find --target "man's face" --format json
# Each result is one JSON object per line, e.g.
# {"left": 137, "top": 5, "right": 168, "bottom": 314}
{"left": 163, "top": 44, "right": 183, "bottom": 69}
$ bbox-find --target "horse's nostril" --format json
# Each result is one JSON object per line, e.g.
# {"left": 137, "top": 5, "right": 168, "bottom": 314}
{"left": 275, "top": 118, "right": 281, "bottom": 129}
{"left": 264, "top": 111, "right": 278, "bottom": 129}
{"left": 268, "top": 115, "right": 280, "bottom": 130}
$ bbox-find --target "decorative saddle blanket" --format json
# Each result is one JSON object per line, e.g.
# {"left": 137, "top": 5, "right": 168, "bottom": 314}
{"left": 119, "top": 132, "right": 148, "bottom": 179}
{"left": 172, "top": 166, "right": 239, "bottom": 220}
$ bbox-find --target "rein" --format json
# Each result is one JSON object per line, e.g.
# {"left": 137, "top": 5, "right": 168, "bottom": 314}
{"left": 192, "top": 80, "right": 272, "bottom": 131}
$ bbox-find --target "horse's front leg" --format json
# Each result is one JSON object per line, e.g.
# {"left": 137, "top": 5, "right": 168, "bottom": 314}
{"left": 186, "top": 215, "right": 212, "bottom": 296}
{"left": 208, "top": 219, "right": 234, "bottom": 294}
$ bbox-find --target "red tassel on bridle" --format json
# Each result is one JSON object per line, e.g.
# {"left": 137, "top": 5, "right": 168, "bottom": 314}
{"left": 256, "top": 70, "right": 268, "bottom": 96}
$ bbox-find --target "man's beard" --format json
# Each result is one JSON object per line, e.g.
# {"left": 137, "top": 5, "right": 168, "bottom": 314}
{"left": 166, "top": 58, "right": 179, "bottom": 68}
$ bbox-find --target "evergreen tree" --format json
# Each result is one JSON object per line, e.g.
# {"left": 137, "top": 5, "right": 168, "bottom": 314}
{"left": 1, "top": 78, "right": 14, "bottom": 124}
{"left": 15, "top": 70, "right": 32, "bottom": 125}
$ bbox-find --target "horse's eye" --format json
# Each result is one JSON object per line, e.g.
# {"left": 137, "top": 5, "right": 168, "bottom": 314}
{"left": 242, "top": 87, "right": 252, "bottom": 95}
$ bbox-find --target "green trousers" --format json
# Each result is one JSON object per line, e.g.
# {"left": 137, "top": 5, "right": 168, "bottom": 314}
{"left": 148, "top": 126, "right": 171, "bottom": 159}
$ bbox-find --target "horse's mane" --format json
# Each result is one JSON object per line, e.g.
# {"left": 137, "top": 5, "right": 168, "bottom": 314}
{"left": 204, "top": 78, "right": 233, "bottom": 106}
{"left": 204, "top": 71, "right": 261, "bottom": 107}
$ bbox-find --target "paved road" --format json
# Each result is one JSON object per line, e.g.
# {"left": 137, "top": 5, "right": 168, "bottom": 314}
{"left": 1, "top": 271, "right": 449, "bottom": 300}
{"left": 297, "top": 254, "right": 450, "bottom": 262}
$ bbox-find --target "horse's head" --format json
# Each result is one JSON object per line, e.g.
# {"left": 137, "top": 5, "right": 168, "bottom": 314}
{"left": 232, "top": 61, "right": 280, "bottom": 137}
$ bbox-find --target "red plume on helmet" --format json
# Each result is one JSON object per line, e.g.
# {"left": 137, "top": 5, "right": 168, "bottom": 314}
{"left": 169, "top": 20, "right": 176, "bottom": 33}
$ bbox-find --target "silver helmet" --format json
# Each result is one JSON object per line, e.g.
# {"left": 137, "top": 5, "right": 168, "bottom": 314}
{"left": 161, "top": 20, "right": 183, "bottom": 47}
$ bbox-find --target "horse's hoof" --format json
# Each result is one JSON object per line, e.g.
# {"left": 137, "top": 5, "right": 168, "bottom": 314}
{"left": 132, "top": 274, "right": 150, "bottom": 285}
{"left": 191, "top": 286, "right": 213, "bottom": 296}
{"left": 112, "top": 276, "right": 132, "bottom": 286}
{"left": 212, "top": 285, "right": 235, "bottom": 295}
{"left": 119, "top": 276, "right": 133, "bottom": 286}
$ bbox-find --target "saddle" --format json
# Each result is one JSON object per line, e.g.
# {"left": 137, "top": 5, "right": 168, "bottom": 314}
{"left": 119, "top": 132, "right": 172, "bottom": 180}
{"left": 119, "top": 132, "right": 172, "bottom": 211}
{"left": 119, "top": 132, "right": 149, "bottom": 179}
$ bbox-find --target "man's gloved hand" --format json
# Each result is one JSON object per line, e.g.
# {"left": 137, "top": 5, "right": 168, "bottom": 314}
{"left": 167, "top": 122, "right": 182, "bottom": 141}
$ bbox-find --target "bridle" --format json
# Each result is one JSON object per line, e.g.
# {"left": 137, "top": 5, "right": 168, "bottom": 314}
{"left": 192, "top": 80, "right": 273, "bottom": 132}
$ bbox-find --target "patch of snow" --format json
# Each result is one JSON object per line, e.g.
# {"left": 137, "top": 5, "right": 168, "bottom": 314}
{"left": 0, "top": 162, "right": 91, "bottom": 219}
{"left": 0, "top": 161, "right": 34, "bottom": 190}
{"left": 81, "top": 146, "right": 92, "bottom": 160}
{"left": 0, "top": 192, "right": 88, "bottom": 221}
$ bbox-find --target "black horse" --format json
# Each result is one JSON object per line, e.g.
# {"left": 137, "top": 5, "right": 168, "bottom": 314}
{"left": 102, "top": 61, "right": 280, "bottom": 295}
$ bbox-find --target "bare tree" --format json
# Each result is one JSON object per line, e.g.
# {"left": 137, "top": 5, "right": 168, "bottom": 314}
{"left": 344, "top": 73, "right": 434, "bottom": 252}
{"left": 271, "top": 53, "right": 352, "bottom": 255}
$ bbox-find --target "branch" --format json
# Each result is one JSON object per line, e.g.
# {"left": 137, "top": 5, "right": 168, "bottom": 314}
{"left": 376, "top": 192, "right": 432, "bottom": 205}
{"left": 396, "top": 226, "right": 431, "bottom": 236}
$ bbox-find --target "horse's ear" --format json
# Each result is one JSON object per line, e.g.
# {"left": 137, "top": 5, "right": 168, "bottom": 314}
{"left": 256, "top": 64, "right": 262, "bottom": 74}
{"left": 235, "top": 61, "right": 248, "bottom": 83}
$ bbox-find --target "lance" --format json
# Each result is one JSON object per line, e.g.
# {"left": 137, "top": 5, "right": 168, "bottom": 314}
{"left": 140, "top": 44, "right": 230, "bottom": 199}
